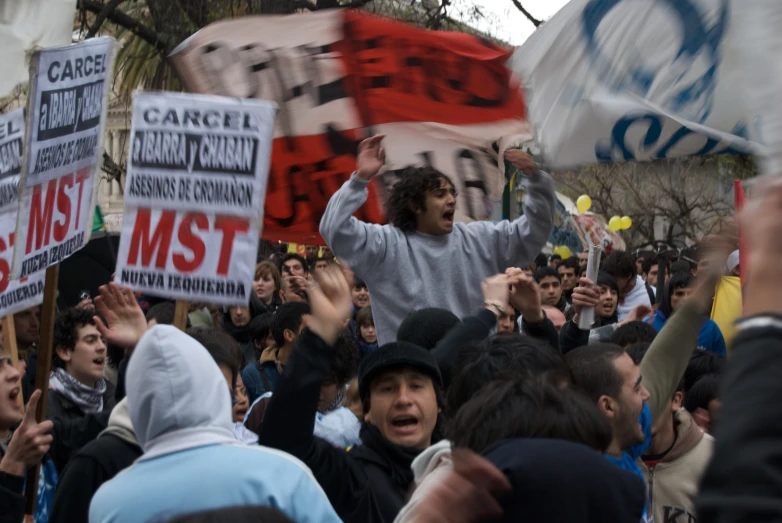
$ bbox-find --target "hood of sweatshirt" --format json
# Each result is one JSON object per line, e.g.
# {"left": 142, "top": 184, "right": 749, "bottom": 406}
{"left": 410, "top": 439, "right": 452, "bottom": 484}
{"left": 126, "top": 325, "right": 235, "bottom": 462}
{"left": 99, "top": 397, "right": 138, "bottom": 447}
{"left": 663, "top": 408, "right": 705, "bottom": 462}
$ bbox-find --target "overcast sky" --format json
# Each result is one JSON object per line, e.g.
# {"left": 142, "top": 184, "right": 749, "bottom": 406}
{"left": 454, "top": 0, "right": 570, "bottom": 46}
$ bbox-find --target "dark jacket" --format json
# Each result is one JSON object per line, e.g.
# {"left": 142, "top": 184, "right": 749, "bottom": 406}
{"left": 0, "top": 469, "right": 24, "bottom": 523}
{"left": 258, "top": 330, "right": 421, "bottom": 523}
{"left": 47, "top": 383, "right": 116, "bottom": 424}
{"left": 696, "top": 314, "right": 782, "bottom": 521}
{"left": 46, "top": 385, "right": 116, "bottom": 472}
{"left": 49, "top": 433, "right": 142, "bottom": 523}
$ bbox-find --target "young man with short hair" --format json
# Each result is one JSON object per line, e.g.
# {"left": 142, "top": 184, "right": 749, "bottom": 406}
{"left": 49, "top": 308, "right": 116, "bottom": 426}
{"left": 320, "top": 136, "right": 555, "bottom": 344}
{"left": 281, "top": 253, "right": 309, "bottom": 278}
{"left": 351, "top": 279, "right": 370, "bottom": 311}
{"left": 258, "top": 267, "right": 445, "bottom": 523}
{"left": 558, "top": 257, "right": 580, "bottom": 303}
{"left": 642, "top": 255, "right": 669, "bottom": 301}
{"left": 602, "top": 251, "right": 652, "bottom": 321}
{"left": 565, "top": 268, "right": 718, "bottom": 522}
{"left": 535, "top": 267, "right": 566, "bottom": 312}
{"left": 242, "top": 303, "right": 310, "bottom": 404}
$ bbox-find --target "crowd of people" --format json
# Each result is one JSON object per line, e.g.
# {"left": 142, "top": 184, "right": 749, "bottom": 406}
{"left": 0, "top": 136, "right": 779, "bottom": 523}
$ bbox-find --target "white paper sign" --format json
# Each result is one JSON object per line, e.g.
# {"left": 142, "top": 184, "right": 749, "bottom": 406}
{"left": 511, "top": 0, "right": 761, "bottom": 170}
{"left": 13, "top": 37, "right": 116, "bottom": 279}
{"left": 115, "top": 92, "right": 277, "bottom": 306}
{"left": 0, "top": 110, "right": 45, "bottom": 316}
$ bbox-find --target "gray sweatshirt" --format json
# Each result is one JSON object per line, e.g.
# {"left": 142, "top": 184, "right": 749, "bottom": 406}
{"left": 319, "top": 172, "right": 557, "bottom": 345}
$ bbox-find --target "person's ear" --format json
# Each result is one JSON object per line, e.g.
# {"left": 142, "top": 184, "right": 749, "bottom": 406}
{"left": 55, "top": 346, "right": 72, "bottom": 365}
{"left": 597, "top": 395, "right": 616, "bottom": 419}
{"left": 672, "top": 391, "right": 683, "bottom": 412}
{"left": 283, "top": 328, "right": 296, "bottom": 344}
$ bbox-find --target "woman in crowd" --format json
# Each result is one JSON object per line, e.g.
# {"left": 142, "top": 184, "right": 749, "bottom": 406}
{"left": 253, "top": 261, "right": 282, "bottom": 314}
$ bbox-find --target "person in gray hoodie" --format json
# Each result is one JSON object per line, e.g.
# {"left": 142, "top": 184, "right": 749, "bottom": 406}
{"left": 319, "top": 135, "right": 556, "bottom": 344}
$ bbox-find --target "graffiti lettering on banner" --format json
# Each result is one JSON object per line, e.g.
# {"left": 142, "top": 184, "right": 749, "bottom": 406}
{"left": 12, "top": 37, "right": 116, "bottom": 279}
{"left": 0, "top": 110, "right": 45, "bottom": 316}
{"left": 170, "top": 10, "right": 528, "bottom": 244}
{"left": 115, "top": 92, "right": 277, "bottom": 306}
{"left": 511, "top": 0, "right": 758, "bottom": 169}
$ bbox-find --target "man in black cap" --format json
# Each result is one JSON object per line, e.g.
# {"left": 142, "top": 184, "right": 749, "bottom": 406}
{"left": 258, "top": 266, "right": 443, "bottom": 523}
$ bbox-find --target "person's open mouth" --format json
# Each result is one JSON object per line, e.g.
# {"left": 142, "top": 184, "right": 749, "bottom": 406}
{"left": 442, "top": 210, "right": 454, "bottom": 225}
{"left": 93, "top": 356, "right": 106, "bottom": 368}
{"left": 8, "top": 386, "right": 20, "bottom": 408}
{"left": 390, "top": 414, "right": 420, "bottom": 435}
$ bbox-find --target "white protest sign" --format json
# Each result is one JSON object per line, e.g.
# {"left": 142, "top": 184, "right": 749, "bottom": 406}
{"left": 0, "top": 110, "right": 45, "bottom": 316}
{"left": 115, "top": 92, "right": 277, "bottom": 306}
{"left": 511, "top": 0, "right": 760, "bottom": 170}
{"left": 13, "top": 37, "right": 116, "bottom": 279}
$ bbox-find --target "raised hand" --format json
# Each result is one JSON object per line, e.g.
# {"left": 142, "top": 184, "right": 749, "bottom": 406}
{"left": 307, "top": 266, "right": 354, "bottom": 345}
{"left": 504, "top": 149, "right": 538, "bottom": 176}
{"left": 481, "top": 274, "right": 510, "bottom": 317}
{"left": 506, "top": 267, "right": 543, "bottom": 322}
{"left": 626, "top": 304, "right": 653, "bottom": 323}
{"left": 570, "top": 277, "right": 599, "bottom": 322}
{"left": 0, "top": 390, "right": 54, "bottom": 476}
{"left": 356, "top": 135, "right": 386, "bottom": 180}
{"left": 93, "top": 283, "right": 148, "bottom": 349}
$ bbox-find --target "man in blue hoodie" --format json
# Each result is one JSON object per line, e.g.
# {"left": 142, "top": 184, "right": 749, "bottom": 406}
{"left": 88, "top": 325, "right": 339, "bottom": 523}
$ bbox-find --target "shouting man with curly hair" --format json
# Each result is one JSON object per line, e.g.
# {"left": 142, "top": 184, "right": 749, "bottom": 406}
{"left": 319, "top": 135, "right": 556, "bottom": 344}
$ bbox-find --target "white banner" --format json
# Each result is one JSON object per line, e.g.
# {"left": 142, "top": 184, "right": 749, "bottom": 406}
{"left": 13, "top": 37, "right": 117, "bottom": 279}
{"left": 0, "top": 110, "right": 45, "bottom": 316}
{"left": 511, "top": 0, "right": 761, "bottom": 170}
{"left": 115, "top": 92, "right": 277, "bottom": 306}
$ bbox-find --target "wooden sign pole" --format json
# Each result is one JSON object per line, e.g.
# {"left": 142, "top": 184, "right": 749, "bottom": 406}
{"left": 174, "top": 300, "right": 189, "bottom": 332}
{"left": 24, "top": 264, "right": 59, "bottom": 516}
{"left": 2, "top": 315, "right": 24, "bottom": 416}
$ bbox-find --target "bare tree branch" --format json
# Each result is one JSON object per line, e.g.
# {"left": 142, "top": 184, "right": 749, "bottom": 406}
{"left": 85, "top": 0, "right": 127, "bottom": 38}
{"left": 80, "top": 0, "right": 171, "bottom": 53}
{"left": 510, "top": 0, "right": 542, "bottom": 27}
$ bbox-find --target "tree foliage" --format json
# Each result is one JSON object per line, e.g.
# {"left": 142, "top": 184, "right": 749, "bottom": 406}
{"left": 552, "top": 155, "right": 757, "bottom": 250}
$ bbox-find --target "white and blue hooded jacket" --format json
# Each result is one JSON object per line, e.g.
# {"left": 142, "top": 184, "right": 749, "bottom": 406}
{"left": 89, "top": 325, "right": 340, "bottom": 523}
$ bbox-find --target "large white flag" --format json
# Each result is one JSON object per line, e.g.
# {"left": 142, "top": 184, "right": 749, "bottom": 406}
{"left": 0, "top": 0, "right": 75, "bottom": 97}
{"left": 511, "top": 0, "right": 764, "bottom": 170}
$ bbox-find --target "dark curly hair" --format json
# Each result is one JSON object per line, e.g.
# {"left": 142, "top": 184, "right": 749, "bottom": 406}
{"left": 385, "top": 166, "right": 456, "bottom": 232}
{"left": 329, "top": 333, "right": 360, "bottom": 387}
{"left": 53, "top": 308, "right": 100, "bottom": 369}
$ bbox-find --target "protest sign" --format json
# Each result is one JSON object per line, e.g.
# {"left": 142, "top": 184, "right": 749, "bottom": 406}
{"left": 510, "top": 0, "right": 760, "bottom": 170}
{"left": 115, "top": 92, "right": 277, "bottom": 306}
{"left": 0, "top": 110, "right": 46, "bottom": 317}
{"left": 170, "top": 10, "right": 528, "bottom": 244}
{"left": 12, "top": 37, "right": 116, "bottom": 279}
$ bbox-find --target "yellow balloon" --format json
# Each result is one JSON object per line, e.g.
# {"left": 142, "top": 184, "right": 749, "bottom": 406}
{"left": 607, "top": 216, "right": 622, "bottom": 232}
{"left": 620, "top": 216, "right": 632, "bottom": 230}
{"left": 576, "top": 195, "right": 592, "bottom": 214}
{"left": 555, "top": 246, "right": 572, "bottom": 259}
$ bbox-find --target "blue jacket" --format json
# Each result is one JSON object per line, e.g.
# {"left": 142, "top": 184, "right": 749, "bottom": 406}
{"left": 652, "top": 310, "right": 727, "bottom": 357}
{"left": 241, "top": 361, "right": 280, "bottom": 405}
{"left": 605, "top": 403, "right": 653, "bottom": 522}
{"left": 89, "top": 325, "right": 339, "bottom": 523}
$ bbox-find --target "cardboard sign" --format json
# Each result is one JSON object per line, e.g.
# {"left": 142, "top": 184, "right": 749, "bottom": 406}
{"left": 170, "top": 10, "right": 528, "bottom": 244}
{"left": 0, "top": 110, "right": 45, "bottom": 316}
{"left": 115, "top": 92, "right": 276, "bottom": 306}
{"left": 510, "top": 0, "right": 759, "bottom": 169}
{"left": 13, "top": 37, "right": 116, "bottom": 279}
